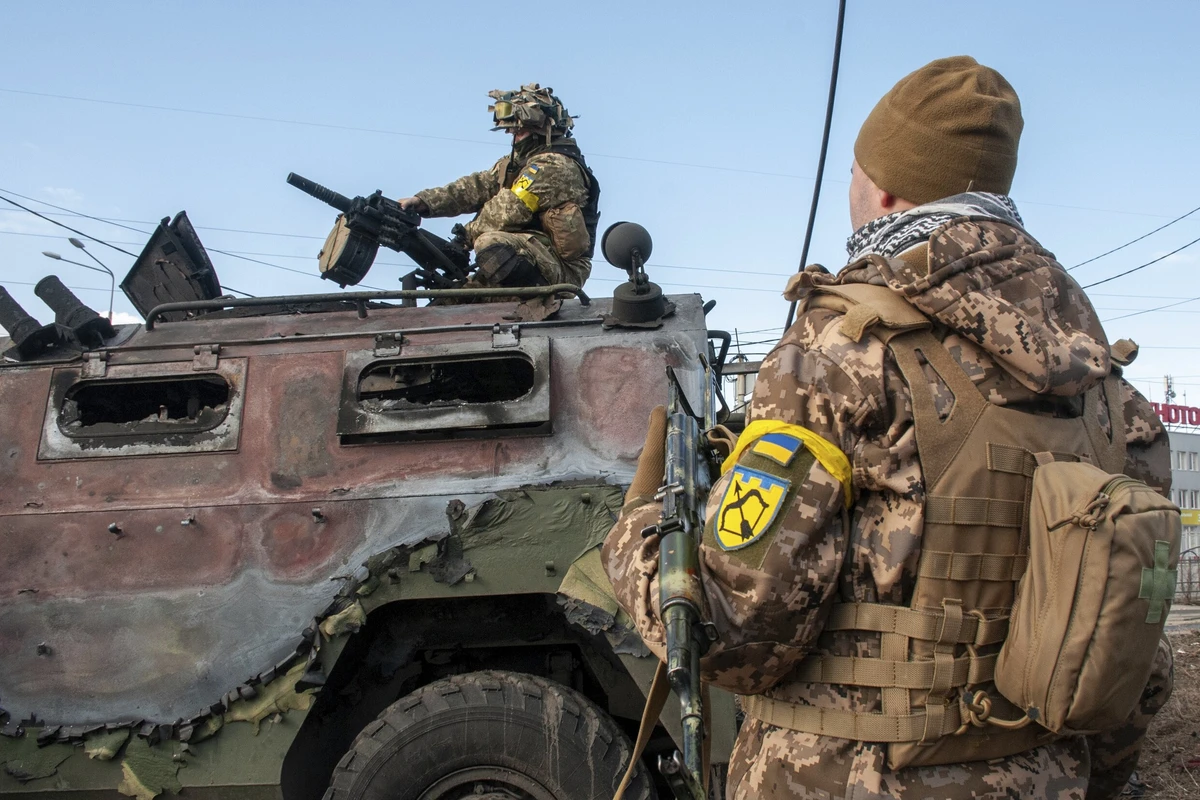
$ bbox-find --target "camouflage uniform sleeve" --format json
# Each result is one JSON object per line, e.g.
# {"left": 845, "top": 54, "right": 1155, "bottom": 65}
{"left": 1121, "top": 379, "right": 1171, "bottom": 494}
{"left": 463, "top": 153, "right": 588, "bottom": 243}
{"left": 413, "top": 158, "right": 504, "bottom": 218}
{"left": 602, "top": 311, "right": 884, "bottom": 695}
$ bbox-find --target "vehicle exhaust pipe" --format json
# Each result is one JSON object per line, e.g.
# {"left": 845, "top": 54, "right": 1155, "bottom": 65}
{"left": 0, "top": 286, "right": 69, "bottom": 359}
{"left": 35, "top": 275, "right": 115, "bottom": 346}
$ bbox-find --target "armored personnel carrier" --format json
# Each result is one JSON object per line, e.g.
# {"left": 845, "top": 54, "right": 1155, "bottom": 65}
{"left": 0, "top": 214, "right": 736, "bottom": 800}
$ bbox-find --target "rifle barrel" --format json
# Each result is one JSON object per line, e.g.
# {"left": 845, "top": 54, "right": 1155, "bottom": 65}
{"left": 286, "top": 173, "right": 353, "bottom": 213}
{"left": 657, "top": 393, "right": 711, "bottom": 799}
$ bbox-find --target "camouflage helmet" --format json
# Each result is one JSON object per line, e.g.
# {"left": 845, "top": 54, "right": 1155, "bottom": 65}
{"left": 488, "top": 83, "right": 574, "bottom": 136}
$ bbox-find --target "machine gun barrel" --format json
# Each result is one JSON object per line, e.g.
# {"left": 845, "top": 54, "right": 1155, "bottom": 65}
{"left": 287, "top": 171, "right": 469, "bottom": 289}
{"left": 286, "top": 172, "right": 353, "bottom": 214}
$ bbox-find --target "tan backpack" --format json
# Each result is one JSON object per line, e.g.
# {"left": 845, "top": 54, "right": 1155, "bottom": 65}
{"left": 741, "top": 281, "right": 1180, "bottom": 769}
{"left": 994, "top": 461, "right": 1179, "bottom": 734}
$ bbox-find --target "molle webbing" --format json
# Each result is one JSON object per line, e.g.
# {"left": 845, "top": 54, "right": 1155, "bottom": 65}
{"left": 743, "top": 692, "right": 971, "bottom": 743}
{"left": 925, "top": 496, "right": 1024, "bottom": 528}
{"left": 747, "top": 282, "right": 1122, "bottom": 768}
{"left": 792, "top": 651, "right": 997, "bottom": 689}
{"left": 822, "top": 602, "right": 1008, "bottom": 646}
{"left": 917, "top": 551, "right": 1028, "bottom": 582}
{"left": 989, "top": 443, "right": 1083, "bottom": 477}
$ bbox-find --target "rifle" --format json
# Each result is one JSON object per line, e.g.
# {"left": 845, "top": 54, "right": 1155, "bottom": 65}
{"left": 642, "top": 360, "right": 719, "bottom": 800}
{"left": 286, "top": 173, "right": 470, "bottom": 289}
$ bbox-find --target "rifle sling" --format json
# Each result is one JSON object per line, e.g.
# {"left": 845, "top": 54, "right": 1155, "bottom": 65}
{"left": 614, "top": 659, "right": 670, "bottom": 800}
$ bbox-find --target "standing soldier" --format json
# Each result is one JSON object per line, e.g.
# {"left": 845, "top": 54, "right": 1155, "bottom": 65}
{"left": 603, "top": 56, "right": 1174, "bottom": 799}
{"left": 397, "top": 83, "right": 600, "bottom": 290}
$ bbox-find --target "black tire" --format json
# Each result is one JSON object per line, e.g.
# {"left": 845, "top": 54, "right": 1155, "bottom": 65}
{"left": 324, "top": 670, "right": 656, "bottom": 800}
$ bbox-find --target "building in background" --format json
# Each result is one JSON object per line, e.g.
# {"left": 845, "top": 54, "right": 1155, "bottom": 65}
{"left": 1156, "top": 402, "right": 1200, "bottom": 604}
{"left": 1166, "top": 428, "right": 1200, "bottom": 552}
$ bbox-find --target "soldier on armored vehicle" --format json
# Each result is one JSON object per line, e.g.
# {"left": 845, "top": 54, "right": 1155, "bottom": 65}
{"left": 289, "top": 84, "right": 600, "bottom": 300}
{"left": 398, "top": 83, "right": 600, "bottom": 293}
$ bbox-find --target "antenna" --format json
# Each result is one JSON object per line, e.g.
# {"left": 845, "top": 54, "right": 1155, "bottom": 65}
{"left": 784, "top": 0, "right": 848, "bottom": 331}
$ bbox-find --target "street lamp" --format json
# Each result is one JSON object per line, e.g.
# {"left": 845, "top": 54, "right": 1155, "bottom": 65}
{"left": 42, "top": 240, "right": 116, "bottom": 321}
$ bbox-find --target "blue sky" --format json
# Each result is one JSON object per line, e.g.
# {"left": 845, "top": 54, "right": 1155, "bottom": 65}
{"left": 2, "top": 1, "right": 1199, "bottom": 403}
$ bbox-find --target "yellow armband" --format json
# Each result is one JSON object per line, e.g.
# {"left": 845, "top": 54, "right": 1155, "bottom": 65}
{"left": 510, "top": 164, "right": 542, "bottom": 212}
{"left": 721, "top": 420, "right": 853, "bottom": 508}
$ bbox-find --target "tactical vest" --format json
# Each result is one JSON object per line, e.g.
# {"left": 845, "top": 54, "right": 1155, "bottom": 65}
{"left": 500, "top": 138, "right": 602, "bottom": 257}
{"left": 742, "top": 279, "right": 1128, "bottom": 770}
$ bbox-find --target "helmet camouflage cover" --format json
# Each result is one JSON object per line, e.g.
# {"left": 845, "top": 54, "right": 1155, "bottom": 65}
{"left": 488, "top": 83, "right": 574, "bottom": 136}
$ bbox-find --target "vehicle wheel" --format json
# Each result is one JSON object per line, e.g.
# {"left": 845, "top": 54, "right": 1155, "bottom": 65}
{"left": 324, "top": 670, "right": 656, "bottom": 800}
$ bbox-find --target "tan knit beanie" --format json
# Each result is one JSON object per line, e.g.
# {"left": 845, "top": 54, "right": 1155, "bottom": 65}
{"left": 854, "top": 56, "right": 1023, "bottom": 206}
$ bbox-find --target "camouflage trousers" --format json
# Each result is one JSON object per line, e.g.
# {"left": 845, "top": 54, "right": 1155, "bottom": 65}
{"left": 1083, "top": 635, "right": 1174, "bottom": 800}
{"left": 471, "top": 231, "right": 591, "bottom": 289}
{"left": 726, "top": 637, "right": 1173, "bottom": 800}
{"left": 727, "top": 723, "right": 1091, "bottom": 799}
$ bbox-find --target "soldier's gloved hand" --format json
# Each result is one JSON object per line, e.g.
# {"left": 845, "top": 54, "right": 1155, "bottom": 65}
{"left": 624, "top": 405, "right": 667, "bottom": 508}
{"left": 397, "top": 196, "right": 430, "bottom": 215}
{"left": 705, "top": 424, "right": 738, "bottom": 463}
{"left": 449, "top": 223, "right": 472, "bottom": 251}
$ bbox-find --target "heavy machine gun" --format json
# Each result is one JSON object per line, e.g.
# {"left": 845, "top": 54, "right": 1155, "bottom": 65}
{"left": 287, "top": 173, "right": 471, "bottom": 290}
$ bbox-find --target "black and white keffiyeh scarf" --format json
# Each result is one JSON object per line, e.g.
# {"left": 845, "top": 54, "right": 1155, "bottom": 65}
{"left": 845, "top": 192, "right": 1025, "bottom": 262}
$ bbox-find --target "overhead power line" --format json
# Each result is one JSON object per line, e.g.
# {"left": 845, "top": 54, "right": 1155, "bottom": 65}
{"left": 0, "top": 189, "right": 153, "bottom": 237}
{"left": 0, "top": 88, "right": 493, "bottom": 146}
{"left": 4, "top": 279, "right": 107, "bottom": 294}
{"left": 0, "top": 227, "right": 426, "bottom": 270}
{"left": 587, "top": 276, "right": 780, "bottom": 295}
{"left": 0, "top": 193, "right": 139, "bottom": 257}
{"left": 0, "top": 187, "right": 388, "bottom": 290}
{"left": 1081, "top": 234, "right": 1200, "bottom": 289}
{"left": 1068, "top": 203, "right": 1200, "bottom": 271}
{"left": 0, "top": 197, "right": 797, "bottom": 281}
{"left": 729, "top": 325, "right": 785, "bottom": 335}
{"left": 1090, "top": 291, "right": 1199, "bottom": 300}
{"left": 1, "top": 277, "right": 253, "bottom": 300}
{"left": 1097, "top": 306, "right": 1200, "bottom": 314}
{"left": 1102, "top": 294, "right": 1200, "bottom": 322}
{"left": 0, "top": 229, "right": 145, "bottom": 246}
{"left": 0, "top": 208, "right": 326, "bottom": 240}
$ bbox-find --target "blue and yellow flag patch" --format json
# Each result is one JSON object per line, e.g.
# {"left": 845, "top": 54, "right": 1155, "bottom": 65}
{"left": 714, "top": 466, "right": 791, "bottom": 551}
{"left": 751, "top": 432, "right": 803, "bottom": 467}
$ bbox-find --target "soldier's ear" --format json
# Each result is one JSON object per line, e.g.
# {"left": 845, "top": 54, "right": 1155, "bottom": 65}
{"left": 879, "top": 188, "right": 918, "bottom": 214}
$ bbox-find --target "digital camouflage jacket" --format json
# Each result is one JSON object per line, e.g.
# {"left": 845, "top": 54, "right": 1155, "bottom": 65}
{"left": 603, "top": 217, "right": 1172, "bottom": 800}
{"left": 414, "top": 140, "right": 594, "bottom": 286}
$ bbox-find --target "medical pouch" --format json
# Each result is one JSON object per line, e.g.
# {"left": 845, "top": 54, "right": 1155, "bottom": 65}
{"left": 994, "top": 461, "right": 1180, "bottom": 734}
